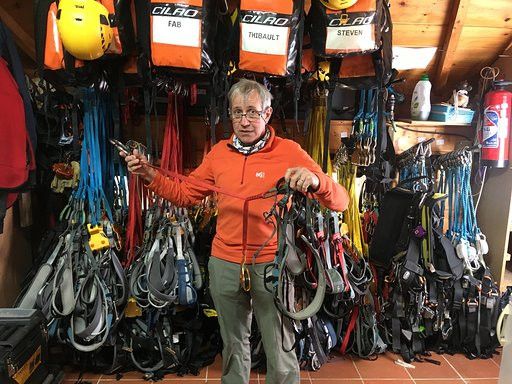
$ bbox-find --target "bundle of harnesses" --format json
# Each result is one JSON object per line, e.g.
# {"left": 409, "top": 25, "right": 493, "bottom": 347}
{"left": 113, "top": 87, "right": 219, "bottom": 376}
{"left": 370, "top": 141, "right": 501, "bottom": 363}
{"left": 17, "top": 88, "right": 128, "bottom": 358}
{"left": 127, "top": 205, "right": 202, "bottom": 310}
{"left": 121, "top": 205, "right": 209, "bottom": 375}
{"left": 435, "top": 147, "right": 488, "bottom": 275}
{"left": 16, "top": 82, "right": 211, "bottom": 376}
{"left": 242, "top": 180, "right": 377, "bottom": 370}
{"left": 333, "top": 155, "right": 385, "bottom": 359}
{"left": 433, "top": 146, "right": 499, "bottom": 359}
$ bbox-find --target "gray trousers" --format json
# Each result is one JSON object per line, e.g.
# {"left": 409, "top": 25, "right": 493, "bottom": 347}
{"left": 208, "top": 257, "right": 300, "bottom": 384}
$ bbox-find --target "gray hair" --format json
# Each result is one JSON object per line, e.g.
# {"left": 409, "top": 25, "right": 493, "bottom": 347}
{"left": 228, "top": 79, "right": 273, "bottom": 110}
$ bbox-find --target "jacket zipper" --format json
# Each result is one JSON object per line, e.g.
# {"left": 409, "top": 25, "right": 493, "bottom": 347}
{"left": 241, "top": 156, "right": 248, "bottom": 184}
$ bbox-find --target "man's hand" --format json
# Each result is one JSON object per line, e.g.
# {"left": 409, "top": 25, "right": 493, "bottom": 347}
{"left": 284, "top": 167, "right": 320, "bottom": 193}
{"left": 120, "top": 149, "right": 157, "bottom": 184}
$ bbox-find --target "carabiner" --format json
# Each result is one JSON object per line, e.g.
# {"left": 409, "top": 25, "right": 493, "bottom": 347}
{"left": 239, "top": 262, "right": 251, "bottom": 292}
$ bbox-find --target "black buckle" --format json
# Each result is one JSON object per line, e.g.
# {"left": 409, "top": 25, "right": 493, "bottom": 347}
{"left": 467, "top": 299, "right": 478, "bottom": 313}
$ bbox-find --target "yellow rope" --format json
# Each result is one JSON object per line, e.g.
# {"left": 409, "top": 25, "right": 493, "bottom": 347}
{"left": 337, "top": 163, "right": 367, "bottom": 256}
{"left": 305, "top": 92, "right": 332, "bottom": 175}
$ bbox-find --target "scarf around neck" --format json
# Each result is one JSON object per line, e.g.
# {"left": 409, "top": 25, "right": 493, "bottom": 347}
{"left": 232, "top": 128, "right": 270, "bottom": 155}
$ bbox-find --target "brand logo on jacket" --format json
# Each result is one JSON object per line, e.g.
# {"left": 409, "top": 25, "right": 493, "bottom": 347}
{"left": 255, "top": 171, "right": 265, "bottom": 179}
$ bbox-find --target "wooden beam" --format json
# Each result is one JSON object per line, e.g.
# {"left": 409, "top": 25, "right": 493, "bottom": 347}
{"left": 434, "top": 0, "right": 470, "bottom": 90}
{"left": 0, "top": 5, "right": 35, "bottom": 61}
{"left": 499, "top": 36, "right": 512, "bottom": 57}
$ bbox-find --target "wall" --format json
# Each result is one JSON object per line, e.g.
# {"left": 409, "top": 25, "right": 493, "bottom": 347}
{"left": 0, "top": 203, "right": 33, "bottom": 307}
{"left": 125, "top": 115, "right": 307, "bottom": 170}
{"left": 474, "top": 51, "right": 512, "bottom": 290}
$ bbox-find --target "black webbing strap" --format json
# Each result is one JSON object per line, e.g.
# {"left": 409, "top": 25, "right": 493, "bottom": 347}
{"left": 439, "top": 231, "right": 464, "bottom": 280}
{"left": 476, "top": 286, "right": 482, "bottom": 356}
{"left": 0, "top": 192, "right": 7, "bottom": 234}
{"left": 479, "top": 270, "right": 498, "bottom": 356}
{"left": 464, "top": 279, "right": 479, "bottom": 356}
{"left": 221, "top": 75, "right": 231, "bottom": 140}
{"left": 402, "top": 239, "right": 423, "bottom": 288}
{"left": 375, "top": 88, "right": 385, "bottom": 170}
{"left": 453, "top": 279, "right": 464, "bottom": 310}
{"left": 309, "top": 316, "right": 328, "bottom": 366}
{"left": 272, "top": 85, "right": 288, "bottom": 136}
{"left": 143, "top": 87, "right": 153, "bottom": 157}
{"left": 391, "top": 289, "right": 402, "bottom": 352}
{"left": 395, "top": 191, "right": 421, "bottom": 253}
{"left": 209, "top": 74, "right": 218, "bottom": 145}
{"left": 71, "top": 95, "right": 80, "bottom": 155}
{"left": 455, "top": 283, "right": 467, "bottom": 352}
{"left": 412, "top": 321, "right": 424, "bottom": 354}
{"left": 293, "top": 0, "right": 305, "bottom": 126}
{"left": 34, "top": 0, "right": 52, "bottom": 78}
{"left": 424, "top": 277, "right": 437, "bottom": 337}
{"left": 322, "top": 82, "right": 335, "bottom": 172}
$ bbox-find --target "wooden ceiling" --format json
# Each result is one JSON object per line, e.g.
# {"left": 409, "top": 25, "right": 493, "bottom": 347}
{"left": 392, "top": 0, "right": 512, "bottom": 100}
{"left": 1, "top": 0, "right": 511, "bottom": 101}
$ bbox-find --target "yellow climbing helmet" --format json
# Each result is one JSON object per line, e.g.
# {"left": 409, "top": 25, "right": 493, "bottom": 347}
{"left": 319, "top": 0, "right": 358, "bottom": 10}
{"left": 56, "top": 0, "right": 113, "bottom": 60}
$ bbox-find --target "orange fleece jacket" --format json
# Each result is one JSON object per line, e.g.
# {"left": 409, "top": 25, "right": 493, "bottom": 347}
{"left": 147, "top": 126, "right": 349, "bottom": 264}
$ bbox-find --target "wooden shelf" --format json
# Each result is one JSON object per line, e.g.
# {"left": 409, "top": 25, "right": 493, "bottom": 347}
{"left": 179, "top": 117, "right": 474, "bottom": 160}
{"left": 396, "top": 119, "right": 472, "bottom": 127}
{"left": 327, "top": 119, "right": 474, "bottom": 154}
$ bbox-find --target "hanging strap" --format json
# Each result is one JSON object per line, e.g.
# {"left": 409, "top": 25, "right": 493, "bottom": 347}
{"left": 322, "top": 83, "right": 335, "bottom": 173}
{"left": 143, "top": 87, "right": 154, "bottom": 158}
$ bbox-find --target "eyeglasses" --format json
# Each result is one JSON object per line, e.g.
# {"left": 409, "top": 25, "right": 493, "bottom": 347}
{"left": 230, "top": 109, "right": 265, "bottom": 122}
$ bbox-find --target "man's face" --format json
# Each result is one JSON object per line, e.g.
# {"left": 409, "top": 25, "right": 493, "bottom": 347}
{"left": 230, "top": 90, "right": 273, "bottom": 145}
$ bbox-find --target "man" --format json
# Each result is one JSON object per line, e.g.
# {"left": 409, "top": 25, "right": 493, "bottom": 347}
{"left": 122, "top": 79, "right": 349, "bottom": 384}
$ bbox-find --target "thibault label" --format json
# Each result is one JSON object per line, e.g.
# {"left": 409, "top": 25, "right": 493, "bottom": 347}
{"left": 151, "top": 3, "right": 202, "bottom": 47}
{"left": 325, "top": 11, "right": 376, "bottom": 52}
{"left": 240, "top": 11, "right": 291, "bottom": 55}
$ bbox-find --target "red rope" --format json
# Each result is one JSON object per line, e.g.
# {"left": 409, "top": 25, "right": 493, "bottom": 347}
{"left": 124, "top": 174, "right": 143, "bottom": 267}
{"left": 340, "top": 305, "right": 359, "bottom": 355}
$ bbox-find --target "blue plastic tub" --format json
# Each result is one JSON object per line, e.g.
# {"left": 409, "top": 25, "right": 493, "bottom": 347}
{"left": 429, "top": 103, "right": 475, "bottom": 124}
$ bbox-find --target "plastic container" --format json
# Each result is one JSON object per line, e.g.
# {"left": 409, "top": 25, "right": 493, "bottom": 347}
{"left": 429, "top": 103, "right": 475, "bottom": 124}
{"left": 411, "top": 74, "right": 432, "bottom": 121}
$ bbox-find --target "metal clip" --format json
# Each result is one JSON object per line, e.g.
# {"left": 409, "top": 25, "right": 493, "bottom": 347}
{"left": 109, "top": 138, "right": 131, "bottom": 156}
{"left": 240, "top": 262, "right": 251, "bottom": 292}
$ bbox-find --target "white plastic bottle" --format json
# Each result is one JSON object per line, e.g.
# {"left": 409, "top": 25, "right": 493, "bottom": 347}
{"left": 410, "top": 74, "right": 432, "bottom": 121}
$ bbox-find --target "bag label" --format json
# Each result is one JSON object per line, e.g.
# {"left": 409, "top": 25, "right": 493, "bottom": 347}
{"left": 325, "top": 11, "right": 377, "bottom": 52}
{"left": 240, "top": 11, "right": 290, "bottom": 55}
{"left": 151, "top": 4, "right": 202, "bottom": 47}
